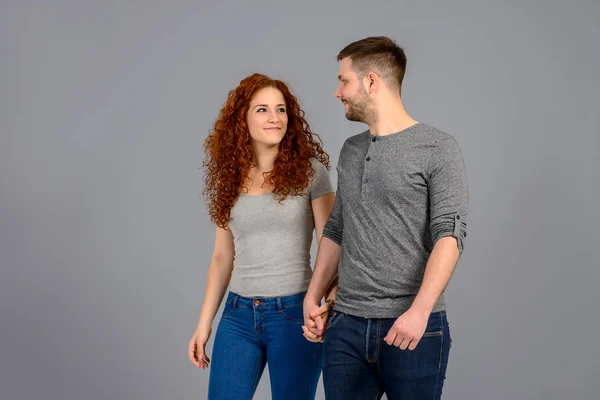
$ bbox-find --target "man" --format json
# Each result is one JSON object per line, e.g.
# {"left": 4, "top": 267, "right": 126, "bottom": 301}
{"left": 302, "top": 36, "right": 468, "bottom": 399}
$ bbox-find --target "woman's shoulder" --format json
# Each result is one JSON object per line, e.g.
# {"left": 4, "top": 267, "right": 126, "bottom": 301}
{"left": 309, "top": 157, "right": 329, "bottom": 174}
{"left": 307, "top": 157, "right": 333, "bottom": 199}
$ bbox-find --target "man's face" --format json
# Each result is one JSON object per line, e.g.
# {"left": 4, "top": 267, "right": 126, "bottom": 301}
{"left": 334, "top": 58, "right": 371, "bottom": 123}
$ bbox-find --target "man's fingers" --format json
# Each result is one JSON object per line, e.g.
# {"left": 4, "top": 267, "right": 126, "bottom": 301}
{"left": 304, "top": 317, "right": 317, "bottom": 328}
{"left": 314, "top": 315, "right": 324, "bottom": 331}
{"left": 393, "top": 332, "right": 404, "bottom": 347}
{"left": 307, "top": 324, "right": 322, "bottom": 336}
{"left": 397, "top": 337, "right": 408, "bottom": 349}
{"left": 408, "top": 339, "right": 419, "bottom": 351}
{"left": 310, "top": 303, "right": 330, "bottom": 319}
{"left": 384, "top": 330, "right": 397, "bottom": 346}
{"left": 305, "top": 318, "right": 323, "bottom": 336}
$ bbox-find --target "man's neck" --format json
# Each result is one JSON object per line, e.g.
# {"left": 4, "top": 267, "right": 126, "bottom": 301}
{"left": 368, "top": 96, "right": 419, "bottom": 136}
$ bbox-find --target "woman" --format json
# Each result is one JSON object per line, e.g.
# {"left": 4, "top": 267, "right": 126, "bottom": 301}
{"left": 188, "top": 73, "right": 337, "bottom": 399}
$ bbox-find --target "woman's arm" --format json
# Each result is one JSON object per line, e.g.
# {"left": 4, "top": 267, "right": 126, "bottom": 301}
{"left": 197, "top": 226, "right": 235, "bottom": 329}
{"left": 189, "top": 225, "right": 235, "bottom": 368}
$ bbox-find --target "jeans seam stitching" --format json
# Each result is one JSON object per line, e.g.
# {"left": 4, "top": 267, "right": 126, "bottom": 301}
{"left": 365, "top": 320, "right": 370, "bottom": 363}
{"left": 374, "top": 320, "right": 381, "bottom": 362}
{"left": 433, "top": 312, "right": 444, "bottom": 397}
{"left": 366, "top": 320, "right": 380, "bottom": 363}
{"left": 254, "top": 310, "right": 261, "bottom": 337}
{"left": 327, "top": 312, "right": 343, "bottom": 330}
{"left": 251, "top": 351, "right": 264, "bottom": 395}
{"left": 221, "top": 304, "right": 237, "bottom": 318}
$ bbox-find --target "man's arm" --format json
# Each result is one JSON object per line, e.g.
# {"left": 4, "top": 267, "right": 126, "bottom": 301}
{"left": 305, "top": 236, "right": 341, "bottom": 305}
{"left": 324, "top": 276, "right": 339, "bottom": 304}
{"left": 410, "top": 236, "right": 460, "bottom": 315}
{"left": 306, "top": 162, "right": 345, "bottom": 304}
{"left": 303, "top": 182, "right": 344, "bottom": 341}
{"left": 411, "top": 135, "right": 468, "bottom": 314}
{"left": 384, "top": 135, "right": 468, "bottom": 350}
{"left": 302, "top": 237, "right": 341, "bottom": 341}
{"left": 309, "top": 190, "right": 339, "bottom": 306}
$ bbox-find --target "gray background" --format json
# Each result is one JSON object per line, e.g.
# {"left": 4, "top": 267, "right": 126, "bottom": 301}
{"left": 1, "top": 0, "right": 598, "bottom": 399}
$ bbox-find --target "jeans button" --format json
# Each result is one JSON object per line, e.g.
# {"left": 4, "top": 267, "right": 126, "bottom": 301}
{"left": 254, "top": 300, "right": 260, "bottom": 306}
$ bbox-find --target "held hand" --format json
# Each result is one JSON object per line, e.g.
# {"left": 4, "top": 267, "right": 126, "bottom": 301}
{"left": 302, "top": 300, "right": 334, "bottom": 343}
{"left": 383, "top": 308, "right": 429, "bottom": 351}
{"left": 188, "top": 324, "right": 212, "bottom": 369}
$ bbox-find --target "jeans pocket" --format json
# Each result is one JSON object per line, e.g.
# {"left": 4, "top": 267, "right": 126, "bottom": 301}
{"left": 326, "top": 310, "right": 345, "bottom": 330}
{"left": 422, "top": 329, "right": 443, "bottom": 337}
{"left": 422, "top": 311, "right": 445, "bottom": 337}
{"left": 221, "top": 301, "right": 236, "bottom": 318}
{"left": 280, "top": 303, "right": 304, "bottom": 323}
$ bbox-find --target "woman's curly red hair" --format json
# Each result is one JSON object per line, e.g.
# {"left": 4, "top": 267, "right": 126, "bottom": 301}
{"left": 202, "top": 73, "right": 330, "bottom": 228}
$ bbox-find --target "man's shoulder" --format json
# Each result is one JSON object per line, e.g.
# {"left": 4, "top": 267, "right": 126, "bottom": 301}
{"left": 337, "top": 130, "right": 370, "bottom": 158}
{"left": 342, "top": 129, "right": 370, "bottom": 148}
{"left": 416, "top": 123, "right": 460, "bottom": 147}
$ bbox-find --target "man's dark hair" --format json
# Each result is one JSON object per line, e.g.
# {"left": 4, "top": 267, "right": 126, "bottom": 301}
{"left": 337, "top": 36, "right": 407, "bottom": 94}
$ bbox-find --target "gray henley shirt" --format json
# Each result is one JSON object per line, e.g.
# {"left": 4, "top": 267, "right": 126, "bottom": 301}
{"left": 322, "top": 122, "right": 468, "bottom": 318}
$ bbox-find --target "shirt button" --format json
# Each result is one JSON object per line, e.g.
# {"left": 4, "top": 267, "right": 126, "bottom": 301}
{"left": 371, "top": 137, "right": 376, "bottom": 142}
{"left": 366, "top": 156, "right": 371, "bottom": 161}
{"left": 364, "top": 178, "right": 368, "bottom": 183}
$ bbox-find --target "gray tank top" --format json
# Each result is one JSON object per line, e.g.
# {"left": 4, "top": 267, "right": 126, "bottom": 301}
{"left": 227, "top": 158, "right": 334, "bottom": 297}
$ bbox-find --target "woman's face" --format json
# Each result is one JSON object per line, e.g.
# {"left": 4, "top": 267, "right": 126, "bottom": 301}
{"left": 246, "top": 87, "right": 288, "bottom": 147}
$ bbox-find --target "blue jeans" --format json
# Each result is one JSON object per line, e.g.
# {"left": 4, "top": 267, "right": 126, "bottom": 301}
{"left": 323, "top": 310, "right": 451, "bottom": 400}
{"left": 208, "top": 291, "right": 323, "bottom": 400}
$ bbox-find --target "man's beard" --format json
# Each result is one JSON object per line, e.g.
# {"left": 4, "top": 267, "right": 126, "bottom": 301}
{"left": 344, "top": 88, "right": 374, "bottom": 124}
{"left": 345, "top": 101, "right": 365, "bottom": 122}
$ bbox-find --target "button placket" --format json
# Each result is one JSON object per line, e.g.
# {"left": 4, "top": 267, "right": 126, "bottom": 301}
{"left": 362, "top": 136, "right": 376, "bottom": 198}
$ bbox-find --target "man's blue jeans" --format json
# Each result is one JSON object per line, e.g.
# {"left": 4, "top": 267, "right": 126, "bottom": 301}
{"left": 323, "top": 309, "right": 451, "bottom": 400}
{"left": 208, "top": 291, "right": 322, "bottom": 399}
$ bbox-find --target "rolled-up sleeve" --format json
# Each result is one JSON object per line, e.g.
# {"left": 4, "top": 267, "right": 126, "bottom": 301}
{"left": 323, "top": 159, "right": 344, "bottom": 246}
{"left": 322, "top": 179, "right": 344, "bottom": 246}
{"left": 428, "top": 136, "right": 468, "bottom": 254}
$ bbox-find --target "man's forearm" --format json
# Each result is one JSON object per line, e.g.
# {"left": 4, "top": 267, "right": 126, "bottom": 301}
{"left": 325, "top": 276, "right": 339, "bottom": 302}
{"left": 306, "top": 237, "right": 341, "bottom": 303}
{"left": 410, "top": 236, "right": 460, "bottom": 314}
